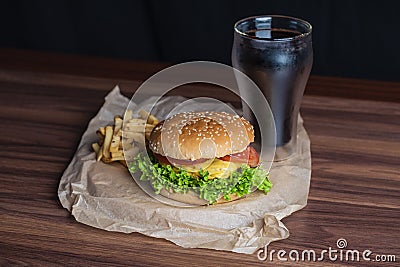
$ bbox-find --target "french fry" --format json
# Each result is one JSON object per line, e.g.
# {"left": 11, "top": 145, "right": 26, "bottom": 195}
{"left": 139, "top": 109, "right": 159, "bottom": 125}
{"left": 92, "top": 143, "right": 100, "bottom": 154}
{"left": 114, "top": 116, "right": 123, "bottom": 133}
{"left": 119, "top": 139, "right": 125, "bottom": 149}
{"left": 128, "top": 118, "right": 146, "bottom": 124}
{"left": 97, "top": 127, "right": 106, "bottom": 136}
{"left": 124, "top": 110, "right": 133, "bottom": 121}
{"left": 111, "top": 151, "right": 124, "bottom": 158}
{"left": 96, "top": 130, "right": 104, "bottom": 139}
{"left": 138, "top": 109, "right": 149, "bottom": 120}
{"left": 122, "top": 131, "right": 145, "bottom": 143}
{"left": 148, "top": 114, "right": 159, "bottom": 125}
{"left": 97, "top": 144, "right": 103, "bottom": 161}
{"left": 125, "top": 122, "right": 146, "bottom": 130}
{"left": 125, "top": 126, "right": 145, "bottom": 132}
{"left": 109, "top": 134, "right": 120, "bottom": 153}
{"left": 96, "top": 129, "right": 105, "bottom": 146}
{"left": 146, "top": 124, "right": 155, "bottom": 131}
{"left": 102, "top": 126, "right": 113, "bottom": 159}
{"left": 110, "top": 156, "right": 125, "bottom": 161}
{"left": 92, "top": 109, "right": 159, "bottom": 166}
{"left": 124, "top": 123, "right": 154, "bottom": 133}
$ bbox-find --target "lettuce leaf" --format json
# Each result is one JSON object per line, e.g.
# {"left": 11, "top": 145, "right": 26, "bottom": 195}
{"left": 129, "top": 152, "right": 272, "bottom": 204}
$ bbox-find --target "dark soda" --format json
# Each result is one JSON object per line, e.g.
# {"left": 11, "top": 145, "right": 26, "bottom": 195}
{"left": 233, "top": 27, "right": 313, "bottom": 146}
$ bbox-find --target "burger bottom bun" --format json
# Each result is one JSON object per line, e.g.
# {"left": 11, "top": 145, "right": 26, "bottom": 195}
{"left": 158, "top": 187, "right": 244, "bottom": 206}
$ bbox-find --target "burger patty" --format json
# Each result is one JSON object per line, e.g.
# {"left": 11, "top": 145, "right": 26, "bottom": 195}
{"left": 153, "top": 146, "right": 260, "bottom": 169}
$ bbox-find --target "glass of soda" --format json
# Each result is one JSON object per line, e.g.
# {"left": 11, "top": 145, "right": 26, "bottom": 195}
{"left": 232, "top": 15, "right": 313, "bottom": 160}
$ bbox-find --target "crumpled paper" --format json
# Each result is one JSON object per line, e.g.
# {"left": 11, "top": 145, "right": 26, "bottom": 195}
{"left": 58, "top": 86, "right": 311, "bottom": 254}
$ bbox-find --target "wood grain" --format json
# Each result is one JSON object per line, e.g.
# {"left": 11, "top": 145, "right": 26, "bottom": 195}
{"left": 0, "top": 49, "right": 399, "bottom": 266}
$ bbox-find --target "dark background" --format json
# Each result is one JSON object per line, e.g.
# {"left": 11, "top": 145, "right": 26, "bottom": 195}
{"left": 1, "top": 0, "right": 399, "bottom": 81}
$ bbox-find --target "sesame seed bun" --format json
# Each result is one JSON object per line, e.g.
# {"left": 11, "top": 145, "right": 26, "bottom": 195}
{"left": 149, "top": 111, "right": 254, "bottom": 160}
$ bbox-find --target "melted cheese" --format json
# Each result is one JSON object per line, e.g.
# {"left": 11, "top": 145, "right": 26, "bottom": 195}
{"left": 181, "top": 159, "right": 242, "bottom": 179}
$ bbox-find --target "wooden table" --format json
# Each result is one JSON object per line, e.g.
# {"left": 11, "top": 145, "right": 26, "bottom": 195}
{"left": 1, "top": 49, "right": 399, "bottom": 266}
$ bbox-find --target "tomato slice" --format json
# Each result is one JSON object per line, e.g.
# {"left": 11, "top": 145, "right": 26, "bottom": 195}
{"left": 219, "top": 146, "right": 259, "bottom": 167}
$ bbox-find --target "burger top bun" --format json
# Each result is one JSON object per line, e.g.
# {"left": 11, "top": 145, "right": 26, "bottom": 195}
{"left": 149, "top": 111, "right": 254, "bottom": 161}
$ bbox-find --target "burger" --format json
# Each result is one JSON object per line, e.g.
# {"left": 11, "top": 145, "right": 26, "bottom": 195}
{"left": 129, "top": 111, "right": 272, "bottom": 205}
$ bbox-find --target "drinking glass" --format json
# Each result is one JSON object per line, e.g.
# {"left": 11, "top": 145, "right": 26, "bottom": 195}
{"left": 232, "top": 15, "right": 313, "bottom": 160}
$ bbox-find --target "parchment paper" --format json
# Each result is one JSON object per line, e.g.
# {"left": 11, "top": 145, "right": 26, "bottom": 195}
{"left": 58, "top": 86, "right": 311, "bottom": 254}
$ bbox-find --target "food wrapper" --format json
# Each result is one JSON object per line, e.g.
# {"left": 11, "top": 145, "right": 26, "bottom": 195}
{"left": 58, "top": 86, "right": 311, "bottom": 254}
